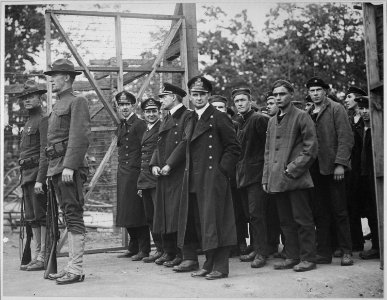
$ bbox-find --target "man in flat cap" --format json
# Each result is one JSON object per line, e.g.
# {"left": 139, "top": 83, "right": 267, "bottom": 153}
{"left": 344, "top": 86, "right": 369, "bottom": 255}
{"left": 137, "top": 98, "right": 163, "bottom": 263}
{"left": 115, "top": 91, "right": 150, "bottom": 262}
{"left": 263, "top": 79, "right": 318, "bottom": 272}
{"left": 17, "top": 80, "right": 48, "bottom": 272}
{"left": 232, "top": 87, "right": 270, "bottom": 268}
{"left": 266, "top": 91, "right": 278, "bottom": 117}
{"left": 150, "top": 82, "right": 189, "bottom": 267}
{"left": 164, "top": 75, "right": 241, "bottom": 279}
{"left": 209, "top": 95, "right": 227, "bottom": 113}
{"left": 43, "top": 58, "right": 90, "bottom": 284}
{"left": 306, "top": 76, "right": 354, "bottom": 267}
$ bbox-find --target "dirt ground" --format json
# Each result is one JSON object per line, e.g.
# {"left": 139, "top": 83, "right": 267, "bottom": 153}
{"left": 2, "top": 227, "right": 383, "bottom": 299}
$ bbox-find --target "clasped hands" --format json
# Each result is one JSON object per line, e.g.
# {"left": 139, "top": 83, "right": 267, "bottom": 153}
{"left": 152, "top": 165, "right": 171, "bottom": 177}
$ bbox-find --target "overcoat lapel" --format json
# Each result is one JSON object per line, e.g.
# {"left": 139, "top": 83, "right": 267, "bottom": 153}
{"left": 142, "top": 120, "right": 160, "bottom": 144}
{"left": 190, "top": 105, "right": 213, "bottom": 142}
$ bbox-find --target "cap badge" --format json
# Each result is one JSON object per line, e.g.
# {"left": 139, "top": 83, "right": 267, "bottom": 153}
{"left": 193, "top": 78, "right": 204, "bottom": 89}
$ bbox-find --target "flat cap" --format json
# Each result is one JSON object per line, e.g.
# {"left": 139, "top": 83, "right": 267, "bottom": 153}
{"left": 17, "top": 80, "right": 47, "bottom": 98}
{"left": 115, "top": 91, "right": 136, "bottom": 104}
{"left": 187, "top": 76, "right": 212, "bottom": 93}
{"left": 44, "top": 58, "right": 82, "bottom": 76}
{"left": 265, "top": 91, "right": 274, "bottom": 100}
{"left": 141, "top": 98, "right": 161, "bottom": 110}
{"left": 306, "top": 76, "right": 330, "bottom": 89}
{"left": 209, "top": 95, "right": 227, "bottom": 104}
{"left": 158, "top": 82, "right": 187, "bottom": 98}
{"left": 346, "top": 86, "right": 367, "bottom": 96}
{"left": 231, "top": 87, "right": 251, "bottom": 99}
{"left": 355, "top": 96, "right": 369, "bottom": 108}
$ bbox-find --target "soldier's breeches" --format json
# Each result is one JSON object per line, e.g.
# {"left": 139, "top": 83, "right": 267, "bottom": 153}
{"left": 52, "top": 173, "right": 85, "bottom": 234}
{"left": 22, "top": 182, "right": 47, "bottom": 227}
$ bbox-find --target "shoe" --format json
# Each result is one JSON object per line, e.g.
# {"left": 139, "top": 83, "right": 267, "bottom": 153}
{"left": 155, "top": 253, "right": 174, "bottom": 265}
{"left": 315, "top": 254, "right": 332, "bottom": 264}
{"left": 163, "top": 256, "right": 183, "bottom": 267}
{"left": 273, "top": 251, "right": 287, "bottom": 259}
{"left": 251, "top": 254, "right": 266, "bottom": 268}
{"left": 56, "top": 272, "right": 85, "bottom": 285}
{"left": 191, "top": 269, "right": 210, "bottom": 277}
{"left": 117, "top": 251, "right": 138, "bottom": 258}
{"left": 26, "top": 260, "right": 44, "bottom": 271}
{"left": 20, "top": 260, "right": 36, "bottom": 271}
{"left": 142, "top": 250, "right": 163, "bottom": 263}
{"left": 240, "top": 251, "right": 257, "bottom": 262}
{"left": 333, "top": 249, "right": 343, "bottom": 257}
{"left": 341, "top": 253, "right": 354, "bottom": 266}
{"left": 293, "top": 261, "right": 316, "bottom": 272}
{"left": 172, "top": 260, "right": 199, "bottom": 272}
{"left": 131, "top": 252, "right": 149, "bottom": 261}
{"left": 274, "top": 258, "right": 300, "bottom": 270}
{"left": 360, "top": 249, "right": 380, "bottom": 260}
{"left": 205, "top": 271, "right": 228, "bottom": 280}
{"left": 48, "top": 269, "right": 67, "bottom": 280}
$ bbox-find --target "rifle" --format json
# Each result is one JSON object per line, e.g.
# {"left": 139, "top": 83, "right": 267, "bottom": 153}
{"left": 43, "top": 179, "right": 59, "bottom": 279}
{"left": 19, "top": 194, "right": 32, "bottom": 265}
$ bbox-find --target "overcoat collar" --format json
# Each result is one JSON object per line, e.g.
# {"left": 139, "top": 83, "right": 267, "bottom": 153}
{"left": 159, "top": 105, "right": 187, "bottom": 134}
{"left": 190, "top": 104, "right": 215, "bottom": 142}
{"left": 142, "top": 120, "right": 160, "bottom": 143}
{"left": 274, "top": 103, "right": 295, "bottom": 126}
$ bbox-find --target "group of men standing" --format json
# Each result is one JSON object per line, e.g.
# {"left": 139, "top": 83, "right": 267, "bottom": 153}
{"left": 17, "top": 56, "right": 379, "bottom": 285}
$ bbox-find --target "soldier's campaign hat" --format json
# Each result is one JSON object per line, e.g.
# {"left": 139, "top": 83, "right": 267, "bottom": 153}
{"left": 306, "top": 76, "right": 330, "bottom": 89}
{"left": 346, "top": 86, "right": 367, "bottom": 96}
{"left": 187, "top": 76, "right": 212, "bottom": 93}
{"left": 232, "top": 87, "right": 251, "bottom": 99}
{"left": 44, "top": 59, "right": 82, "bottom": 76}
{"left": 209, "top": 95, "right": 227, "bottom": 104}
{"left": 17, "top": 80, "right": 47, "bottom": 99}
{"left": 158, "top": 82, "right": 187, "bottom": 98}
{"left": 355, "top": 96, "right": 369, "bottom": 108}
{"left": 141, "top": 98, "right": 161, "bottom": 110}
{"left": 115, "top": 91, "right": 136, "bottom": 104}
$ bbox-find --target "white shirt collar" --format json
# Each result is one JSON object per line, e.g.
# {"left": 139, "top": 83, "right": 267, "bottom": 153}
{"left": 147, "top": 119, "right": 159, "bottom": 130}
{"left": 195, "top": 103, "right": 210, "bottom": 119}
{"left": 124, "top": 112, "right": 134, "bottom": 121}
{"left": 169, "top": 103, "right": 183, "bottom": 116}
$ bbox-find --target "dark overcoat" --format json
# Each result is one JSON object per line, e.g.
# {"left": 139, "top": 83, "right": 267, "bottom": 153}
{"left": 262, "top": 104, "right": 318, "bottom": 193}
{"left": 235, "top": 109, "right": 269, "bottom": 189}
{"left": 149, "top": 105, "right": 191, "bottom": 234}
{"left": 137, "top": 120, "right": 161, "bottom": 190}
{"left": 167, "top": 104, "right": 241, "bottom": 251}
{"left": 116, "top": 114, "right": 147, "bottom": 227}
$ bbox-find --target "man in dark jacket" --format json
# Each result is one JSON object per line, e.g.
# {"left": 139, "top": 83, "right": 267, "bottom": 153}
{"left": 115, "top": 91, "right": 150, "bottom": 261}
{"left": 150, "top": 82, "right": 190, "bottom": 267}
{"left": 17, "top": 80, "right": 48, "bottom": 271}
{"left": 232, "top": 88, "right": 270, "bottom": 268}
{"left": 164, "top": 76, "right": 241, "bottom": 280}
{"left": 44, "top": 59, "right": 90, "bottom": 284}
{"left": 137, "top": 98, "right": 163, "bottom": 263}
{"left": 263, "top": 79, "right": 318, "bottom": 272}
{"left": 306, "top": 77, "right": 354, "bottom": 267}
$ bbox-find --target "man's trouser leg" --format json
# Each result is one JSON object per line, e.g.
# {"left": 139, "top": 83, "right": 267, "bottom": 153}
{"left": 362, "top": 175, "right": 379, "bottom": 250}
{"left": 181, "top": 193, "right": 200, "bottom": 261}
{"left": 231, "top": 186, "right": 248, "bottom": 247}
{"left": 266, "top": 195, "right": 281, "bottom": 253}
{"left": 23, "top": 183, "right": 40, "bottom": 261}
{"left": 142, "top": 189, "right": 162, "bottom": 252}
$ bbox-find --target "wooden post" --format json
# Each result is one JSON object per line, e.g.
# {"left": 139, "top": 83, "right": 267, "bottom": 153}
{"left": 182, "top": 3, "right": 199, "bottom": 80}
{"left": 45, "top": 12, "right": 52, "bottom": 113}
{"left": 363, "top": 3, "right": 383, "bottom": 268}
{"left": 115, "top": 15, "right": 123, "bottom": 92}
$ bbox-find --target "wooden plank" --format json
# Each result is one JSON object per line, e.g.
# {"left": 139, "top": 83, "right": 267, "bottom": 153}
{"left": 115, "top": 15, "right": 123, "bottom": 92}
{"left": 46, "top": 9, "right": 182, "bottom": 20}
{"left": 84, "top": 136, "right": 117, "bottom": 201}
{"left": 165, "top": 40, "right": 181, "bottom": 61}
{"left": 50, "top": 12, "right": 119, "bottom": 124}
{"left": 182, "top": 4, "right": 199, "bottom": 80}
{"left": 45, "top": 12, "right": 52, "bottom": 114}
{"left": 91, "top": 126, "right": 117, "bottom": 132}
{"left": 74, "top": 66, "right": 185, "bottom": 73}
{"left": 136, "top": 19, "right": 183, "bottom": 101}
{"left": 90, "top": 59, "right": 148, "bottom": 65}
{"left": 180, "top": 18, "right": 190, "bottom": 108}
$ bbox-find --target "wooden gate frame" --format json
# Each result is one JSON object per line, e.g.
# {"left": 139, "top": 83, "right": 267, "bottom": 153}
{"left": 44, "top": 3, "right": 198, "bottom": 254}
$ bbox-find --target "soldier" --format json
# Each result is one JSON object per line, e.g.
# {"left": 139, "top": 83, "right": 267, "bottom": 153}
{"left": 306, "top": 77, "right": 354, "bottom": 267}
{"left": 150, "top": 82, "right": 189, "bottom": 267}
{"left": 43, "top": 59, "right": 90, "bottom": 284}
{"left": 232, "top": 88, "right": 270, "bottom": 268}
{"left": 17, "top": 80, "right": 48, "bottom": 271}
{"left": 137, "top": 98, "right": 163, "bottom": 263}
{"left": 163, "top": 76, "right": 241, "bottom": 280}
{"left": 263, "top": 79, "right": 318, "bottom": 272}
{"left": 115, "top": 91, "right": 150, "bottom": 261}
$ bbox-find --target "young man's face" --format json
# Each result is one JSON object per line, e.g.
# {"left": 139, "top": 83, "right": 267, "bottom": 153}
{"left": 308, "top": 86, "right": 326, "bottom": 105}
{"left": 358, "top": 106, "right": 370, "bottom": 121}
{"left": 273, "top": 86, "right": 293, "bottom": 109}
{"left": 190, "top": 91, "right": 210, "bottom": 109}
{"left": 159, "top": 94, "right": 175, "bottom": 111}
{"left": 211, "top": 101, "right": 227, "bottom": 113}
{"left": 233, "top": 94, "right": 251, "bottom": 114}
{"left": 49, "top": 73, "right": 69, "bottom": 93}
{"left": 344, "top": 93, "right": 358, "bottom": 110}
{"left": 118, "top": 103, "right": 134, "bottom": 118}
{"left": 22, "top": 93, "right": 41, "bottom": 110}
{"left": 143, "top": 108, "right": 160, "bottom": 124}
{"left": 266, "top": 96, "right": 278, "bottom": 116}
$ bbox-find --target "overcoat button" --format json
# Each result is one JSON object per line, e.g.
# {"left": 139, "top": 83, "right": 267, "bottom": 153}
{"left": 209, "top": 145, "right": 212, "bottom": 148}
{"left": 209, "top": 166, "right": 212, "bottom": 169}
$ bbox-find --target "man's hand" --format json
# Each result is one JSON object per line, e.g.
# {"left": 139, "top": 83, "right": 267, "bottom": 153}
{"left": 333, "top": 165, "right": 345, "bottom": 181}
{"left": 62, "top": 168, "right": 74, "bottom": 184}
{"left": 262, "top": 184, "right": 268, "bottom": 193}
{"left": 152, "top": 166, "right": 161, "bottom": 177}
{"left": 34, "top": 182, "right": 44, "bottom": 194}
{"left": 137, "top": 190, "right": 143, "bottom": 197}
{"left": 160, "top": 165, "right": 171, "bottom": 176}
